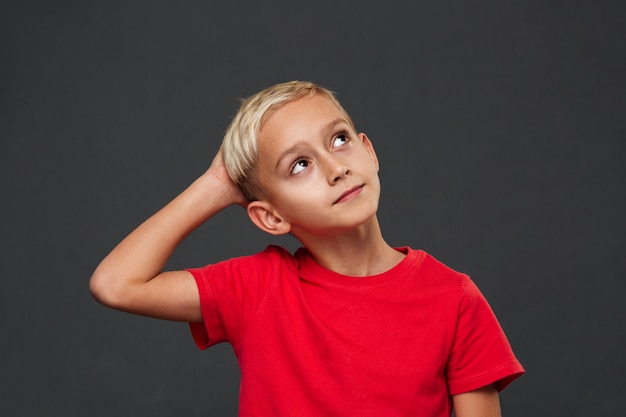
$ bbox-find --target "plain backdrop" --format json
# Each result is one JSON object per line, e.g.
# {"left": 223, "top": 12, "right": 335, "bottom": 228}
{"left": 1, "top": 1, "right": 624, "bottom": 416}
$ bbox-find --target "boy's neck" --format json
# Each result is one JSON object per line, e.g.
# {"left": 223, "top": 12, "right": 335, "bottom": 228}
{"left": 296, "top": 216, "right": 405, "bottom": 277}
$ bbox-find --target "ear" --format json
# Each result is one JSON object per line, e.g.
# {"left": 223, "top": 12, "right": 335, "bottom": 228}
{"left": 358, "top": 133, "right": 379, "bottom": 171}
{"left": 247, "top": 201, "right": 292, "bottom": 235}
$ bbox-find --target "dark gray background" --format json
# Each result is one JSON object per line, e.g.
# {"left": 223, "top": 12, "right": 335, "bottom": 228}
{"left": 1, "top": 1, "right": 624, "bottom": 416}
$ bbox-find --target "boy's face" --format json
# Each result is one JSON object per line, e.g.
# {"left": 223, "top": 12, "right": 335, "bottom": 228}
{"left": 249, "top": 94, "right": 380, "bottom": 239}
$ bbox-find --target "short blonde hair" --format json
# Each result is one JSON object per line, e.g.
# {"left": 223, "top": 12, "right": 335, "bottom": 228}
{"left": 222, "top": 80, "right": 353, "bottom": 201}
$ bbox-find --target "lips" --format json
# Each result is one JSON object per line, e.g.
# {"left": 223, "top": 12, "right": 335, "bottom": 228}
{"left": 334, "top": 185, "right": 364, "bottom": 204}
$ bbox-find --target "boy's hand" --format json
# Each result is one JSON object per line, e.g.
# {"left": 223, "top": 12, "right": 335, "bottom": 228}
{"left": 204, "top": 146, "right": 249, "bottom": 208}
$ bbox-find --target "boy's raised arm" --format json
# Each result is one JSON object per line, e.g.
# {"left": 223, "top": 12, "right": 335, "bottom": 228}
{"left": 89, "top": 148, "right": 247, "bottom": 322}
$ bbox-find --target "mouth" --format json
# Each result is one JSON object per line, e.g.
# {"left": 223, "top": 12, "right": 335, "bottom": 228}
{"left": 333, "top": 185, "right": 364, "bottom": 204}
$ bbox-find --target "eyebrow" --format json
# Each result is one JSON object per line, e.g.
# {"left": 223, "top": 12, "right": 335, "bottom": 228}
{"left": 273, "top": 118, "right": 350, "bottom": 171}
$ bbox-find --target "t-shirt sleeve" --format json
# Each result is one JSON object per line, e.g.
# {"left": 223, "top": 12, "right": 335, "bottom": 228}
{"left": 187, "top": 246, "right": 286, "bottom": 350}
{"left": 446, "top": 277, "right": 525, "bottom": 395}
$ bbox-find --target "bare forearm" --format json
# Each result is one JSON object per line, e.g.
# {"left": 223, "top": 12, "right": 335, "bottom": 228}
{"left": 94, "top": 173, "right": 227, "bottom": 281}
{"left": 89, "top": 157, "right": 244, "bottom": 315}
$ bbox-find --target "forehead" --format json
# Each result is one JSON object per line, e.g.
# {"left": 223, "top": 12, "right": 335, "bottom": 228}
{"left": 259, "top": 95, "right": 349, "bottom": 149}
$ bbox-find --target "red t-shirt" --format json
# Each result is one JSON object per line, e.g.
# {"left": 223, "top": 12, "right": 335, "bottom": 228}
{"left": 188, "top": 246, "right": 524, "bottom": 417}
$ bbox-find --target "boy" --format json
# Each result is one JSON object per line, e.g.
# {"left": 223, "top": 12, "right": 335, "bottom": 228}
{"left": 90, "top": 81, "right": 524, "bottom": 416}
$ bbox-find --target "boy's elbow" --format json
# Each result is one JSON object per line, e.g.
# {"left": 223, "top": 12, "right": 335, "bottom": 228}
{"left": 89, "top": 271, "right": 127, "bottom": 309}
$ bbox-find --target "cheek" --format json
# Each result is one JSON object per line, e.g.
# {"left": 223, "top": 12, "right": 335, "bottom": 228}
{"left": 267, "top": 186, "right": 320, "bottom": 219}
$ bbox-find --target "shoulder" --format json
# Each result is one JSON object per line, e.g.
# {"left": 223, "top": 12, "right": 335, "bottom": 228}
{"left": 189, "top": 245, "right": 298, "bottom": 278}
{"left": 403, "top": 247, "right": 472, "bottom": 291}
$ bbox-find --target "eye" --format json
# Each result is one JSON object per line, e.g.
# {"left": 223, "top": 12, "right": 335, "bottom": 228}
{"left": 290, "top": 158, "right": 310, "bottom": 175}
{"left": 332, "top": 132, "right": 350, "bottom": 148}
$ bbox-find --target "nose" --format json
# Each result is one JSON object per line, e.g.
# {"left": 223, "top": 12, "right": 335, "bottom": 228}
{"left": 326, "top": 154, "right": 351, "bottom": 184}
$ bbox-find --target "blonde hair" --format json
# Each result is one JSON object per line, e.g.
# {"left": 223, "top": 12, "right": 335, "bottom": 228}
{"left": 222, "top": 80, "right": 353, "bottom": 201}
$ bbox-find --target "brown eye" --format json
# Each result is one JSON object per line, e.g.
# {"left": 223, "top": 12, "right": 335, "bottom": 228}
{"left": 332, "top": 133, "right": 349, "bottom": 148}
{"left": 290, "top": 158, "right": 309, "bottom": 175}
